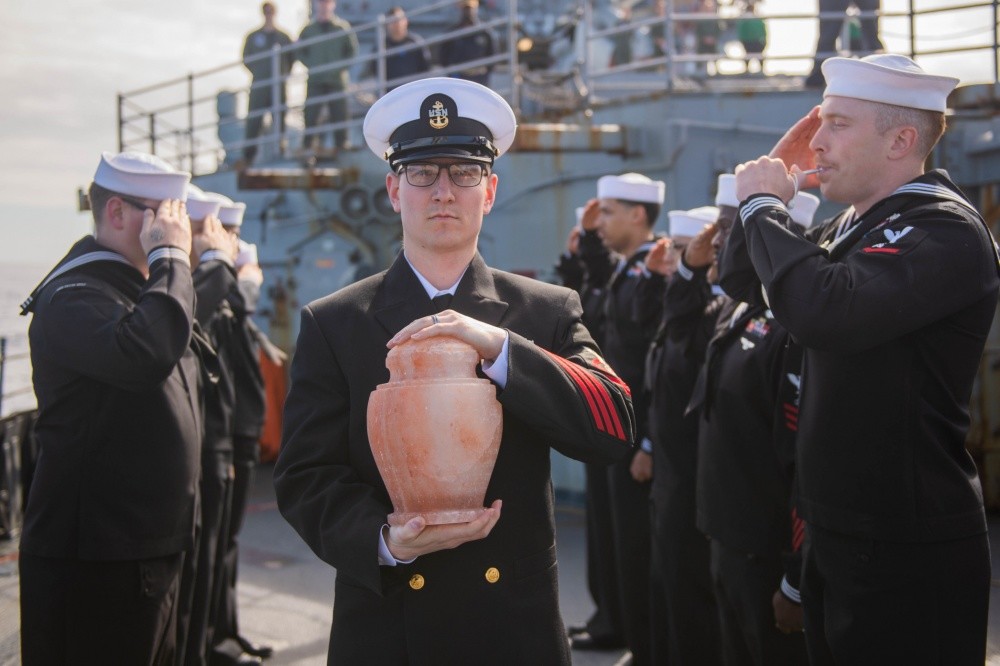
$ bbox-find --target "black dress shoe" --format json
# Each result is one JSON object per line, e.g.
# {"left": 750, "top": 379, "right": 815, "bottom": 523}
{"left": 566, "top": 625, "right": 588, "bottom": 637}
{"left": 569, "top": 631, "right": 626, "bottom": 651}
{"left": 237, "top": 635, "right": 274, "bottom": 659}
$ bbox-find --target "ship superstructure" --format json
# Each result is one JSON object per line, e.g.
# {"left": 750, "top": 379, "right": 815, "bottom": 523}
{"left": 107, "top": 0, "right": 1000, "bottom": 500}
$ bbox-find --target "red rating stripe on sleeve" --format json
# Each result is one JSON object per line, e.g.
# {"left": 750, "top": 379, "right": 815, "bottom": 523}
{"left": 544, "top": 350, "right": 627, "bottom": 441}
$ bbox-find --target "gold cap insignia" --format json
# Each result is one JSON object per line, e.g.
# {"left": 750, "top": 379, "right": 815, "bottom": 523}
{"left": 428, "top": 100, "right": 449, "bottom": 130}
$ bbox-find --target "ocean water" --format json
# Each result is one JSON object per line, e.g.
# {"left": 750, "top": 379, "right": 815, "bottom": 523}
{"left": 0, "top": 262, "right": 47, "bottom": 417}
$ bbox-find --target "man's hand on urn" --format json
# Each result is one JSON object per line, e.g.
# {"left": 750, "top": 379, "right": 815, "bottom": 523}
{"left": 385, "top": 499, "right": 502, "bottom": 560}
{"left": 735, "top": 158, "right": 796, "bottom": 205}
{"left": 388, "top": 311, "right": 507, "bottom": 363}
{"left": 141, "top": 199, "right": 192, "bottom": 255}
{"left": 683, "top": 222, "right": 718, "bottom": 269}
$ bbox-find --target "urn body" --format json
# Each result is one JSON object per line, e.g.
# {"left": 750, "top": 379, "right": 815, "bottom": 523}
{"left": 367, "top": 336, "right": 503, "bottom": 526}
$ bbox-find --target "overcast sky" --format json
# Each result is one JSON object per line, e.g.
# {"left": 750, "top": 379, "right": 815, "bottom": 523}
{"left": 1, "top": 0, "right": 993, "bottom": 268}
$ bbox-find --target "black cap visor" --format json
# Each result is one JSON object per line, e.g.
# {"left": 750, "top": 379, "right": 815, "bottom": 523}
{"left": 386, "top": 135, "right": 498, "bottom": 169}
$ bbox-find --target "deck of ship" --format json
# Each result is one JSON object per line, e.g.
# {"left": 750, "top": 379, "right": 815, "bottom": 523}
{"left": 2, "top": 462, "right": 1000, "bottom": 664}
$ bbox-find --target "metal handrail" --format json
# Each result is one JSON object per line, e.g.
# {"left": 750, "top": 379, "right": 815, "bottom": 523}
{"left": 115, "top": 0, "right": 1000, "bottom": 174}
{"left": 0, "top": 338, "right": 32, "bottom": 417}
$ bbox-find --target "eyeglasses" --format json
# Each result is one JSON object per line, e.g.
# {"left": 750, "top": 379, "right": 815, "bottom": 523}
{"left": 117, "top": 195, "right": 159, "bottom": 212}
{"left": 398, "top": 162, "right": 487, "bottom": 188}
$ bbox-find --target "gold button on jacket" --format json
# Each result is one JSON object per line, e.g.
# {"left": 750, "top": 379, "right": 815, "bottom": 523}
{"left": 485, "top": 567, "right": 500, "bottom": 584}
{"left": 409, "top": 574, "right": 425, "bottom": 590}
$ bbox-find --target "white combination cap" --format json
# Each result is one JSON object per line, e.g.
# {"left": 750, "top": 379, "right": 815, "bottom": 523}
{"left": 822, "top": 54, "right": 959, "bottom": 113}
{"left": 789, "top": 192, "right": 821, "bottom": 229}
{"left": 202, "top": 191, "right": 247, "bottom": 227}
{"left": 597, "top": 173, "right": 666, "bottom": 205}
{"left": 715, "top": 174, "right": 739, "bottom": 208}
{"left": 364, "top": 77, "right": 517, "bottom": 168}
{"left": 185, "top": 184, "right": 223, "bottom": 222}
{"left": 93, "top": 151, "right": 190, "bottom": 201}
{"left": 668, "top": 205, "right": 718, "bottom": 238}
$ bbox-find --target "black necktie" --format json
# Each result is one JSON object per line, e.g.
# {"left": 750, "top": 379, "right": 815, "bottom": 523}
{"left": 432, "top": 293, "right": 453, "bottom": 311}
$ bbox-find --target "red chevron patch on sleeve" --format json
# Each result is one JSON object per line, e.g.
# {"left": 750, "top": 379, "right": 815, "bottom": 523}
{"left": 583, "top": 353, "right": 632, "bottom": 397}
{"left": 544, "top": 350, "right": 627, "bottom": 441}
{"left": 791, "top": 508, "right": 805, "bottom": 552}
{"left": 783, "top": 403, "right": 799, "bottom": 432}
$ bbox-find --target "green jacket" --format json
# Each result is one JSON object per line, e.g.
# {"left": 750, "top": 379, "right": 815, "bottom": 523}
{"left": 737, "top": 17, "right": 767, "bottom": 45}
{"left": 243, "top": 26, "right": 294, "bottom": 81}
{"left": 297, "top": 17, "right": 358, "bottom": 89}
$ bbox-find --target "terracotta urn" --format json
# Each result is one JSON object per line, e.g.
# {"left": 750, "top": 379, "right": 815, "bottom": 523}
{"left": 367, "top": 335, "right": 503, "bottom": 526}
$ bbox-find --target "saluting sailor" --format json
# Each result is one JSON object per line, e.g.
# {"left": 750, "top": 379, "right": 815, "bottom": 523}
{"left": 273, "top": 77, "right": 635, "bottom": 665}
{"left": 20, "top": 152, "right": 201, "bottom": 664}
{"left": 720, "top": 54, "right": 1000, "bottom": 664}
{"left": 573, "top": 172, "right": 667, "bottom": 664}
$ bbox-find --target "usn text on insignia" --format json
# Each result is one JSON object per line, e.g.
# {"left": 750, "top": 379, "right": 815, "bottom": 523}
{"left": 428, "top": 100, "right": 449, "bottom": 130}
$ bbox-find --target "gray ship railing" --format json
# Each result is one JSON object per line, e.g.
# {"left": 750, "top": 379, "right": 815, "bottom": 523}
{"left": 0, "top": 336, "right": 36, "bottom": 541}
{"left": 0, "top": 338, "right": 33, "bottom": 420}
{"left": 116, "top": 0, "right": 1000, "bottom": 175}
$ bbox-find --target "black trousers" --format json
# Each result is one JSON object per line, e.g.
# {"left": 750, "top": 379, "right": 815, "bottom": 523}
{"left": 607, "top": 456, "right": 652, "bottom": 665}
{"left": 801, "top": 524, "right": 990, "bottom": 665}
{"left": 213, "top": 435, "right": 259, "bottom": 645}
{"left": 581, "top": 461, "right": 625, "bottom": 640}
{"left": 650, "top": 472, "right": 721, "bottom": 665}
{"left": 177, "top": 449, "right": 233, "bottom": 666}
{"left": 710, "top": 539, "right": 808, "bottom": 666}
{"left": 20, "top": 551, "right": 182, "bottom": 666}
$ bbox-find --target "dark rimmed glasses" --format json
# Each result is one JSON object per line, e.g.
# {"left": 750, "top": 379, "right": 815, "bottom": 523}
{"left": 117, "top": 195, "right": 160, "bottom": 212}
{"left": 398, "top": 162, "right": 487, "bottom": 188}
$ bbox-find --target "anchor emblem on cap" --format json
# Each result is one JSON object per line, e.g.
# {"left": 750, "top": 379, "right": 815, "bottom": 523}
{"left": 428, "top": 100, "right": 449, "bottom": 130}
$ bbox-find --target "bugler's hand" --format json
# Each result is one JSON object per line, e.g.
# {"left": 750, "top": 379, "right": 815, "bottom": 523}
{"left": 735, "top": 157, "right": 796, "bottom": 205}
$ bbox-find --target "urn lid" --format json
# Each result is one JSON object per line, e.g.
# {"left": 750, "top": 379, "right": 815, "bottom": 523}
{"left": 386, "top": 336, "right": 481, "bottom": 381}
